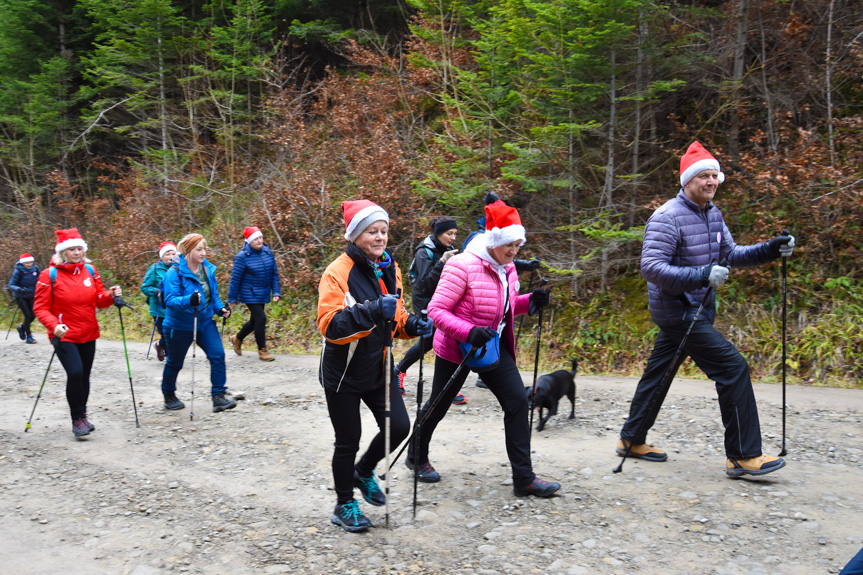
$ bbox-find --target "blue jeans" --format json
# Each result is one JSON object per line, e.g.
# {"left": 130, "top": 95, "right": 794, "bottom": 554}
{"left": 620, "top": 320, "right": 762, "bottom": 459}
{"left": 161, "top": 320, "right": 226, "bottom": 397}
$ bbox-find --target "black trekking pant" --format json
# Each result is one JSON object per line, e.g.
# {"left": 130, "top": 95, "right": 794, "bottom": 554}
{"left": 620, "top": 320, "right": 762, "bottom": 459}
{"left": 55, "top": 340, "right": 97, "bottom": 421}
{"left": 16, "top": 297, "right": 35, "bottom": 335}
{"left": 396, "top": 327, "right": 435, "bottom": 373}
{"left": 408, "top": 349, "right": 535, "bottom": 487}
{"left": 237, "top": 303, "right": 268, "bottom": 350}
{"left": 325, "top": 377, "right": 410, "bottom": 504}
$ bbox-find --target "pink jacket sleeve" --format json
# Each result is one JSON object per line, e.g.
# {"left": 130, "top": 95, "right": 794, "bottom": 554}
{"left": 427, "top": 258, "right": 476, "bottom": 344}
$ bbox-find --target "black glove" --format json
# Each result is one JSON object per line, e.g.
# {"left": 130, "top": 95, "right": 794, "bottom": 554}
{"left": 765, "top": 235, "right": 795, "bottom": 259}
{"left": 514, "top": 258, "right": 541, "bottom": 273}
{"left": 189, "top": 292, "right": 200, "bottom": 307}
{"left": 466, "top": 327, "right": 497, "bottom": 348}
{"left": 528, "top": 286, "right": 551, "bottom": 316}
{"left": 220, "top": 307, "right": 231, "bottom": 318}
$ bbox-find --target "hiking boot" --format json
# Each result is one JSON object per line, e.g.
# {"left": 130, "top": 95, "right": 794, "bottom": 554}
{"left": 258, "top": 348, "right": 275, "bottom": 362}
{"left": 212, "top": 393, "right": 237, "bottom": 413}
{"left": 331, "top": 500, "right": 371, "bottom": 533}
{"left": 72, "top": 418, "right": 90, "bottom": 439}
{"left": 154, "top": 341, "right": 166, "bottom": 362}
{"left": 230, "top": 334, "right": 242, "bottom": 356}
{"left": 616, "top": 439, "right": 668, "bottom": 462}
{"left": 83, "top": 411, "right": 95, "bottom": 432}
{"left": 353, "top": 470, "right": 386, "bottom": 506}
{"left": 16, "top": 324, "right": 25, "bottom": 341}
{"left": 164, "top": 393, "right": 185, "bottom": 410}
{"left": 451, "top": 393, "right": 467, "bottom": 405}
{"left": 726, "top": 455, "right": 786, "bottom": 477}
{"left": 475, "top": 377, "right": 488, "bottom": 389}
{"left": 398, "top": 371, "right": 406, "bottom": 395}
{"left": 514, "top": 477, "right": 561, "bottom": 498}
{"left": 26, "top": 335, "right": 37, "bottom": 344}
{"left": 405, "top": 459, "right": 441, "bottom": 483}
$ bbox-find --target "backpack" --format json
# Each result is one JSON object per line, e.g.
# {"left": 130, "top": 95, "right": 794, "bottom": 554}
{"left": 407, "top": 246, "right": 434, "bottom": 287}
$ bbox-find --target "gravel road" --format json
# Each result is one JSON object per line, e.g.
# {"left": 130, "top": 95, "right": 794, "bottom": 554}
{"left": 1, "top": 335, "right": 861, "bottom": 575}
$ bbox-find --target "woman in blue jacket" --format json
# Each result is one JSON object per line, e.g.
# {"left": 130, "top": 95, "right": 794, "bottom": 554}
{"left": 161, "top": 233, "right": 235, "bottom": 413}
{"left": 227, "top": 226, "right": 281, "bottom": 361}
{"left": 140, "top": 241, "right": 177, "bottom": 361}
{"left": 8, "top": 253, "right": 40, "bottom": 343}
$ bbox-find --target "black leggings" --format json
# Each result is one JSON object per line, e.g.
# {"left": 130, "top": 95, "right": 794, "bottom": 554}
{"left": 408, "top": 349, "right": 535, "bottom": 487}
{"left": 237, "top": 303, "right": 268, "bottom": 349}
{"left": 55, "top": 340, "right": 97, "bottom": 421}
{"left": 325, "top": 378, "right": 410, "bottom": 504}
{"left": 397, "top": 327, "right": 435, "bottom": 373}
{"left": 16, "top": 297, "right": 35, "bottom": 335}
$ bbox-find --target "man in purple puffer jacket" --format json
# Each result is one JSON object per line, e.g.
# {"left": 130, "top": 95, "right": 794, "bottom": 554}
{"left": 617, "top": 142, "right": 796, "bottom": 477}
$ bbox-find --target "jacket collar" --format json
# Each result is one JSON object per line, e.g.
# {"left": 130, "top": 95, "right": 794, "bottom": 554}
{"left": 242, "top": 242, "right": 270, "bottom": 256}
{"left": 676, "top": 189, "right": 714, "bottom": 214}
{"left": 178, "top": 254, "right": 215, "bottom": 277}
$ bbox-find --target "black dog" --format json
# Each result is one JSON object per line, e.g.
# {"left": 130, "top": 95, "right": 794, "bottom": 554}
{"left": 526, "top": 358, "right": 577, "bottom": 432}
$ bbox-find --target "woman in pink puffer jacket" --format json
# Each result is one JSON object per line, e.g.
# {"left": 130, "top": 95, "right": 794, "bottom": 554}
{"left": 406, "top": 199, "right": 561, "bottom": 498}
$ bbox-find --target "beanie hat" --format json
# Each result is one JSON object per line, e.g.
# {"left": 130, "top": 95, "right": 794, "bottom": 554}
{"left": 484, "top": 200, "right": 526, "bottom": 249}
{"left": 431, "top": 216, "right": 458, "bottom": 237}
{"left": 158, "top": 241, "right": 177, "bottom": 259}
{"left": 19, "top": 253, "right": 34, "bottom": 264}
{"left": 342, "top": 200, "right": 389, "bottom": 242}
{"left": 244, "top": 226, "right": 263, "bottom": 243}
{"left": 680, "top": 141, "right": 725, "bottom": 187}
{"left": 54, "top": 228, "right": 88, "bottom": 254}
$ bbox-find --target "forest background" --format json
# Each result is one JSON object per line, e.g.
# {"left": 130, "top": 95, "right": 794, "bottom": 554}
{"left": 0, "top": 0, "right": 860, "bottom": 386}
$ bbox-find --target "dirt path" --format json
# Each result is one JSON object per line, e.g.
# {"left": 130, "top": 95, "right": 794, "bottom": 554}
{"left": 1, "top": 335, "right": 862, "bottom": 574}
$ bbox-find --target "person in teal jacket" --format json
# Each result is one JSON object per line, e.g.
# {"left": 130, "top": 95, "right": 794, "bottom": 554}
{"left": 160, "top": 233, "right": 235, "bottom": 413}
{"left": 140, "top": 241, "right": 176, "bottom": 361}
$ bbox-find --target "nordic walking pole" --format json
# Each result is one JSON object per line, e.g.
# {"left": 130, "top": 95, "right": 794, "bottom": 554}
{"left": 515, "top": 272, "right": 536, "bottom": 344}
{"left": 221, "top": 315, "right": 227, "bottom": 339}
{"left": 412, "top": 309, "right": 428, "bottom": 518}
{"left": 114, "top": 295, "right": 140, "bottom": 428}
{"left": 190, "top": 291, "right": 199, "bottom": 421}
{"left": 146, "top": 318, "right": 157, "bottom": 359}
{"left": 388, "top": 347, "right": 480, "bottom": 472}
{"left": 25, "top": 337, "right": 60, "bottom": 432}
{"left": 5, "top": 306, "right": 19, "bottom": 340}
{"left": 528, "top": 278, "right": 549, "bottom": 439}
{"left": 778, "top": 229, "right": 790, "bottom": 457}
{"left": 384, "top": 296, "right": 398, "bottom": 529}
{"left": 614, "top": 260, "right": 728, "bottom": 474}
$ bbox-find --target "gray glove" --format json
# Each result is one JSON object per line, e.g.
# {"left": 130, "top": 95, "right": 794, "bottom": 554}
{"left": 701, "top": 263, "right": 729, "bottom": 288}
{"left": 440, "top": 249, "right": 458, "bottom": 264}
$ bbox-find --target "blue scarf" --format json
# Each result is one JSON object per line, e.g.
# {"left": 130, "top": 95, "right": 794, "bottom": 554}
{"left": 367, "top": 252, "right": 392, "bottom": 279}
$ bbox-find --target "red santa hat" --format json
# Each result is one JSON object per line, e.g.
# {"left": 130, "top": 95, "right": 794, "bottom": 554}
{"left": 680, "top": 141, "right": 725, "bottom": 187}
{"left": 158, "top": 241, "right": 177, "bottom": 259}
{"left": 18, "top": 253, "right": 34, "bottom": 264}
{"left": 54, "top": 228, "right": 88, "bottom": 254}
{"left": 243, "top": 226, "right": 263, "bottom": 243}
{"left": 341, "top": 200, "right": 389, "bottom": 242}
{"left": 484, "top": 200, "right": 526, "bottom": 249}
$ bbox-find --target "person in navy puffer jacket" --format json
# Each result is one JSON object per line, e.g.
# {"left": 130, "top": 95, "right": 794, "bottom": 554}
{"left": 8, "top": 253, "right": 41, "bottom": 343}
{"left": 616, "top": 142, "right": 796, "bottom": 478}
{"left": 160, "top": 233, "right": 235, "bottom": 413}
{"left": 227, "top": 226, "right": 281, "bottom": 361}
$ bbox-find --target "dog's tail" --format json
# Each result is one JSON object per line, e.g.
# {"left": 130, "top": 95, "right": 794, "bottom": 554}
{"left": 571, "top": 357, "right": 578, "bottom": 374}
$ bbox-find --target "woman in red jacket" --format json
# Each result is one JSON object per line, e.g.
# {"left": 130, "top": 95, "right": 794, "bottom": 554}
{"left": 34, "top": 228, "right": 122, "bottom": 439}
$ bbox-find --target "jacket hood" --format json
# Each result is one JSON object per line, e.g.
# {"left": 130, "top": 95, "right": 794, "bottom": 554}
{"left": 15, "top": 261, "right": 37, "bottom": 272}
{"left": 178, "top": 254, "right": 216, "bottom": 276}
{"left": 465, "top": 236, "right": 508, "bottom": 273}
